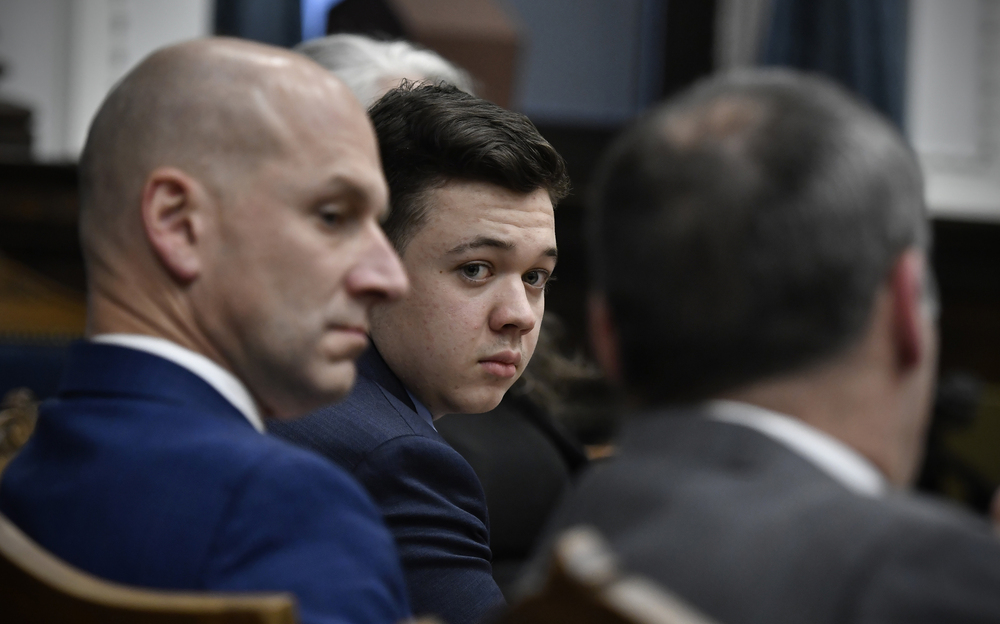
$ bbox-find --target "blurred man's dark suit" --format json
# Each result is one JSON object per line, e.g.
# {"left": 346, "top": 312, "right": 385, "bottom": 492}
{"left": 540, "top": 405, "right": 1000, "bottom": 624}
{"left": 270, "top": 347, "right": 505, "bottom": 624}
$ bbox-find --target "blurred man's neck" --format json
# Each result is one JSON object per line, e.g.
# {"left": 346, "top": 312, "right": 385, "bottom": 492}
{"left": 86, "top": 278, "right": 230, "bottom": 379}
{"left": 719, "top": 307, "right": 919, "bottom": 487}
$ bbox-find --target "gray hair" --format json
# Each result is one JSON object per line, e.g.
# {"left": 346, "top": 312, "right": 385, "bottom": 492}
{"left": 295, "top": 34, "right": 475, "bottom": 107}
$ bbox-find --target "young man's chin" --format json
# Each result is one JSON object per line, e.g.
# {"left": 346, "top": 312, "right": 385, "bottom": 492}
{"left": 447, "top": 386, "right": 510, "bottom": 416}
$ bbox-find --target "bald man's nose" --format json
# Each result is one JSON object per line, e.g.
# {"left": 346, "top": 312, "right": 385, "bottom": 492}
{"left": 346, "top": 223, "right": 408, "bottom": 303}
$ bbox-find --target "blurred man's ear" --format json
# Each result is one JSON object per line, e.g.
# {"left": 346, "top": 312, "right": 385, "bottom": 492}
{"left": 588, "top": 293, "right": 623, "bottom": 383}
{"left": 889, "top": 249, "right": 932, "bottom": 371}
{"left": 141, "top": 167, "right": 206, "bottom": 283}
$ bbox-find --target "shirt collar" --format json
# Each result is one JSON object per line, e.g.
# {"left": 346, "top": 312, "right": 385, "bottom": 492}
{"left": 405, "top": 388, "right": 437, "bottom": 430}
{"left": 90, "top": 334, "right": 265, "bottom": 433}
{"left": 705, "top": 399, "right": 887, "bottom": 497}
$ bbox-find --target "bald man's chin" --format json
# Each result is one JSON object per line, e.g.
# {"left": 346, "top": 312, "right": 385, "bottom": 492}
{"left": 265, "top": 360, "right": 358, "bottom": 421}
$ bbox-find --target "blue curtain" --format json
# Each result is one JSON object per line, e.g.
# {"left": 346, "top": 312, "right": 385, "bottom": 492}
{"left": 302, "top": 0, "right": 346, "bottom": 41}
{"left": 761, "top": 0, "right": 908, "bottom": 127}
{"left": 214, "top": 0, "right": 303, "bottom": 48}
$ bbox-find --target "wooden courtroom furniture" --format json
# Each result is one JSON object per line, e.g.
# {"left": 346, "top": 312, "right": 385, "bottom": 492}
{"left": 500, "top": 526, "right": 717, "bottom": 624}
{"left": 0, "top": 256, "right": 85, "bottom": 338}
{"left": 0, "top": 511, "right": 298, "bottom": 624}
{"left": 0, "top": 387, "right": 37, "bottom": 474}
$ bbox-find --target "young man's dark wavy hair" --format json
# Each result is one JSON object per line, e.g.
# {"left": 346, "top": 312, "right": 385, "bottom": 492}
{"left": 368, "top": 82, "right": 571, "bottom": 253}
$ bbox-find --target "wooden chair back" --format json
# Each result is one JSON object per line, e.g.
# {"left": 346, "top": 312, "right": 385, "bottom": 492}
{"left": 0, "top": 511, "right": 297, "bottom": 623}
{"left": 499, "top": 526, "right": 718, "bottom": 624}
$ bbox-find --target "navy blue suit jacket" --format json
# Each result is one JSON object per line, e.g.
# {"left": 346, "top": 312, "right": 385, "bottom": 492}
{"left": 0, "top": 342, "right": 410, "bottom": 624}
{"left": 270, "top": 347, "right": 505, "bottom": 624}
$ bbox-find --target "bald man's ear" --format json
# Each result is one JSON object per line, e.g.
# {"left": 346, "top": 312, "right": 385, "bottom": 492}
{"left": 588, "top": 292, "right": 623, "bottom": 384}
{"left": 141, "top": 167, "right": 206, "bottom": 283}
{"left": 889, "top": 249, "right": 932, "bottom": 370}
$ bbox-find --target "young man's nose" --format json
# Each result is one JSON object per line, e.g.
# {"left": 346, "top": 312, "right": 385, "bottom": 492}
{"left": 488, "top": 276, "right": 538, "bottom": 334}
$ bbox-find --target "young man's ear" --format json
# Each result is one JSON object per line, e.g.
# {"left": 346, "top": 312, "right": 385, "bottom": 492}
{"left": 141, "top": 167, "right": 208, "bottom": 283}
{"left": 890, "top": 249, "right": 933, "bottom": 370}
{"left": 588, "top": 292, "right": 623, "bottom": 384}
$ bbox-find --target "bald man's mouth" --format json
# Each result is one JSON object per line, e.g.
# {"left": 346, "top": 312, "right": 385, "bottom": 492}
{"left": 326, "top": 323, "right": 370, "bottom": 355}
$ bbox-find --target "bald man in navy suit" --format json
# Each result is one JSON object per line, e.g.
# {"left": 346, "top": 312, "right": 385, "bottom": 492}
{"left": 0, "top": 38, "right": 411, "bottom": 624}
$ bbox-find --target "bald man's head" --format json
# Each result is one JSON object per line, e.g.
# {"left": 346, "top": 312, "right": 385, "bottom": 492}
{"left": 79, "top": 38, "right": 359, "bottom": 256}
{"left": 80, "top": 37, "right": 408, "bottom": 418}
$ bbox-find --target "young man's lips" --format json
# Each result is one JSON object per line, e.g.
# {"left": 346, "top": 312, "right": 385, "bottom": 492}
{"left": 479, "top": 351, "right": 521, "bottom": 378}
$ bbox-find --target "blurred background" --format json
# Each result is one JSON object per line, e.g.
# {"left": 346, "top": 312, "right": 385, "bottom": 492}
{"left": 0, "top": 0, "right": 998, "bottom": 511}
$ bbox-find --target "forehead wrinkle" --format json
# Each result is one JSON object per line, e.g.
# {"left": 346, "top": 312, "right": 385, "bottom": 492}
{"left": 248, "top": 85, "right": 294, "bottom": 146}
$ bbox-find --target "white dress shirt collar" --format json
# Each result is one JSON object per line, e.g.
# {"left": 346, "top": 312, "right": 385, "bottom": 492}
{"left": 705, "top": 399, "right": 887, "bottom": 497}
{"left": 91, "top": 333, "right": 265, "bottom": 433}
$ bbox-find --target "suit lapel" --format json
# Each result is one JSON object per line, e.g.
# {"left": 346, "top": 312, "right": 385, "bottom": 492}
{"left": 357, "top": 346, "right": 417, "bottom": 413}
{"left": 357, "top": 345, "right": 445, "bottom": 439}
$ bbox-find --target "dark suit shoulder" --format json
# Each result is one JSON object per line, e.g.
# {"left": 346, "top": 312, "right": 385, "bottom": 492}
{"left": 268, "top": 371, "right": 422, "bottom": 471}
{"left": 846, "top": 491, "right": 1000, "bottom": 623}
{"left": 269, "top": 356, "right": 506, "bottom": 622}
{"left": 203, "top": 438, "right": 412, "bottom": 624}
{"left": 0, "top": 392, "right": 413, "bottom": 624}
{"left": 353, "top": 432, "right": 490, "bottom": 532}
{"left": 540, "top": 415, "right": 1000, "bottom": 624}
{"left": 351, "top": 428, "right": 505, "bottom": 623}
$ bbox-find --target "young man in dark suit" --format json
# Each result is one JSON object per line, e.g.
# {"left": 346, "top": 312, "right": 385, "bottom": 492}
{"left": 271, "top": 84, "right": 570, "bottom": 624}
{"left": 0, "top": 38, "right": 412, "bottom": 624}
{"left": 525, "top": 70, "right": 1000, "bottom": 623}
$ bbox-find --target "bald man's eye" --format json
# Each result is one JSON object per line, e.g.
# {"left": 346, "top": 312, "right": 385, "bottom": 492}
{"left": 317, "top": 203, "right": 345, "bottom": 227}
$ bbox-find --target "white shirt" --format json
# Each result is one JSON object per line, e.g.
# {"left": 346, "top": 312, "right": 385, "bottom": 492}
{"left": 91, "top": 333, "right": 265, "bottom": 433}
{"left": 705, "top": 399, "right": 887, "bottom": 497}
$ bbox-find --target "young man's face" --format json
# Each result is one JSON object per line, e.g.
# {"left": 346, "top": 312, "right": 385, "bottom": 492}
{"left": 370, "top": 179, "right": 556, "bottom": 418}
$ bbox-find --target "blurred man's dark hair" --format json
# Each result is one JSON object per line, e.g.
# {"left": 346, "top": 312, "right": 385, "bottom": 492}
{"left": 589, "top": 69, "right": 930, "bottom": 405}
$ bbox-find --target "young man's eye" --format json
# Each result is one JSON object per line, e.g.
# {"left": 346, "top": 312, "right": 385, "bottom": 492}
{"left": 523, "top": 270, "right": 551, "bottom": 289}
{"left": 460, "top": 263, "right": 491, "bottom": 281}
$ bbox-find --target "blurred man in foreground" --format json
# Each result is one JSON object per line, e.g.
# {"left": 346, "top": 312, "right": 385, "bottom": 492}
{"left": 0, "top": 38, "right": 411, "bottom": 624}
{"left": 272, "top": 83, "right": 570, "bottom": 624}
{"left": 530, "top": 70, "right": 1000, "bottom": 622}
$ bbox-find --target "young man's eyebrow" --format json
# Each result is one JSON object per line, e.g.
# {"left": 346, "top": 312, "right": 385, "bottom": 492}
{"left": 445, "top": 237, "right": 558, "bottom": 261}
{"left": 445, "top": 236, "right": 516, "bottom": 255}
